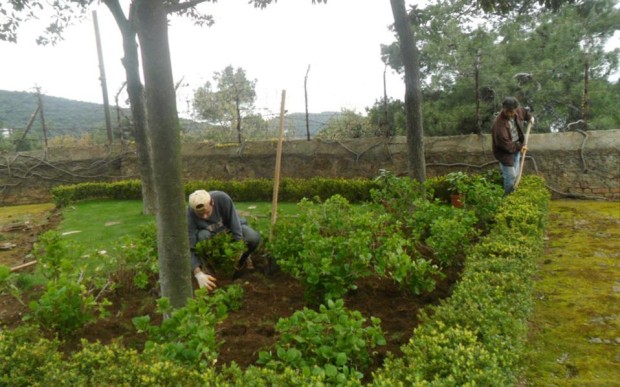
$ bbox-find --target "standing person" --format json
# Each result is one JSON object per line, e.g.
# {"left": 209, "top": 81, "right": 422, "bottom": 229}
{"left": 188, "top": 189, "right": 261, "bottom": 288}
{"left": 491, "top": 97, "right": 535, "bottom": 195}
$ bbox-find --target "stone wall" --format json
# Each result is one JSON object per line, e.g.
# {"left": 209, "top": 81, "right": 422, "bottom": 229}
{"left": 2, "top": 130, "right": 619, "bottom": 205}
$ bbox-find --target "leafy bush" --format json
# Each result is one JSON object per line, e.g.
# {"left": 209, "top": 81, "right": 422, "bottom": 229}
{"left": 26, "top": 273, "right": 111, "bottom": 336}
{"left": 107, "top": 222, "right": 159, "bottom": 291}
{"left": 258, "top": 299, "right": 385, "bottom": 384}
{"left": 268, "top": 195, "right": 376, "bottom": 303}
{"left": 194, "top": 231, "right": 246, "bottom": 276}
{"left": 133, "top": 285, "right": 243, "bottom": 367}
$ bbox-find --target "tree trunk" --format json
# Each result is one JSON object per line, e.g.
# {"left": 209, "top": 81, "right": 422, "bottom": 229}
{"left": 133, "top": 0, "right": 192, "bottom": 309}
{"left": 390, "top": 0, "right": 426, "bottom": 183}
{"left": 103, "top": 0, "right": 157, "bottom": 215}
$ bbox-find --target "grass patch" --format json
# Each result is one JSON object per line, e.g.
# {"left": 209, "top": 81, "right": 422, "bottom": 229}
{"left": 56, "top": 199, "right": 300, "bottom": 251}
{"left": 523, "top": 200, "right": 620, "bottom": 385}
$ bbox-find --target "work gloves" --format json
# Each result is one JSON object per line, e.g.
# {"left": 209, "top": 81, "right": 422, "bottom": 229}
{"left": 194, "top": 270, "right": 217, "bottom": 291}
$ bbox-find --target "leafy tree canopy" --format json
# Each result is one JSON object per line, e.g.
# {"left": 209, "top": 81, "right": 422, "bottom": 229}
{"left": 382, "top": 0, "right": 620, "bottom": 134}
{"left": 192, "top": 66, "right": 257, "bottom": 130}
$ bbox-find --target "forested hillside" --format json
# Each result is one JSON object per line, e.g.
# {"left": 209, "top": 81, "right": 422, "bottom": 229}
{"left": 0, "top": 90, "right": 113, "bottom": 135}
{"left": 0, "top": 90, "right": 339, "bottom": 140}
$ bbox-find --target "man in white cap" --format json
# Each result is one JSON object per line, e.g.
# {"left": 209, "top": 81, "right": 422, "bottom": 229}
{"left": 188, "top": 189, "right": 261, "bottom": 288}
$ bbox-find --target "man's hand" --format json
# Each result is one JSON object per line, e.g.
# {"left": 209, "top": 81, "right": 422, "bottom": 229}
{"left": 195, "top": 270, "right": 217, "bottom": 291}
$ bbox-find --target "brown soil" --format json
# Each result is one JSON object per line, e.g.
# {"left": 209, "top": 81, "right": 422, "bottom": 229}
{"left": 0, "top": 206, "right": 461, "bottom": 376}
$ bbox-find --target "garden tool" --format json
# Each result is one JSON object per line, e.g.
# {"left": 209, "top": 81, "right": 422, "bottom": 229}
{"left": 514, "top": 119, "right": 533, "bottom": 189}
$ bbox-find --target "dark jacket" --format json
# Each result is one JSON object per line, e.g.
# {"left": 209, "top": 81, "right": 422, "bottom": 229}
{"left": 491, "top": 107, "right": 532, "bottom": 166}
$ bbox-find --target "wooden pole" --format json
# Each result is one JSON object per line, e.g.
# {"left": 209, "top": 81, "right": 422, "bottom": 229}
{"left": 36, "top": 87, "right": 49, "bottom": 157}
{"left": 17, "top": 105, "right": 40, "bottom": 147}
{"left": 304, "top": 65, "right": 311, "bottom": 141}
{"left": 514, "top": 120, "right": 532, "bottom": 189}
{"left": 93, "top": 10, "right": 114, "bottom": 145}
{"left": 270, "top": 90, "right": 286, "bottom": 241}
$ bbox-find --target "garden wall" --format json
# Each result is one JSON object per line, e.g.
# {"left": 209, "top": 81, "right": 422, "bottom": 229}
{"left": 1, "top": 130, "right": 618, "bottom": 205}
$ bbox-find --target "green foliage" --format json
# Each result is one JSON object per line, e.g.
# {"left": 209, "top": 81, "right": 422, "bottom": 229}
{"left": 32, "top": 231, "right": 81, "bottom": 280}
{"left": 268, "top": 195, "right": 376, "bottom": 303}
{"left": 26, "top": 230, "right": 111, "bottom": 335}
{"left": 0, "top": 90, "right": 114, "bottom": 137}
{"left": 0, "top": 325, "right": 63, "bottom": 386}
{"left": 366, "top": 98, "right": 407, "bottom": 137}
{"left": 258, "top": 299, "right": 386, "bottom": 384}
{"left": 133, "top": 285, "right": 244, "bottom": 367}
{"left": 195, "top": 231, "right": 246, "bottom": 276}
{"left": 27, "top": 273, "right": 111, "bottom": 335}
{"left": 107, "top": 222, "right": 159, "bottom": 291}
{"left": 193, "top": 65, "right": 257, "bottom": 141}
{"left": 52, "top": 180, "right": 143, "bottom": 207}
{"left": 382, "top": 0, "right": 620, "bottom": 134}
{"left": 315, "top": 108, "right": 376, "bottom": 140}
{"left": 373, "top": 175, "right": 550, "bottom": 385}
{"left": 0, "top": 264, "right": 26, "bottom": 303}
{"left": 53, "top": 177, "right": 377, "bottom": 207}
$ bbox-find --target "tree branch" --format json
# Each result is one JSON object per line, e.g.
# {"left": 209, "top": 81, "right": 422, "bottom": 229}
{"left": 166, "top": 0, "right": 211, "bottom": 14}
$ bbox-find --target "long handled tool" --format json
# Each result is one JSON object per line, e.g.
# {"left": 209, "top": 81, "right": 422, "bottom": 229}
{"left": 514, "top": 120, "right": 533, "bottom": 189}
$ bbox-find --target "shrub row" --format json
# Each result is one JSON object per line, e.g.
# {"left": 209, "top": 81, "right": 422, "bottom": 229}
{"left": 371, "top": 176, "right": 550, "bottom": 385}
{"left": 51, "top": 178, "right": 379, "bottom": 207}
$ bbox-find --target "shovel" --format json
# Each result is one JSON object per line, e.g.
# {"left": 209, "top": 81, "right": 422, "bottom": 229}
{"left": 514, "top": 120, "right": 533, "bottom": 189}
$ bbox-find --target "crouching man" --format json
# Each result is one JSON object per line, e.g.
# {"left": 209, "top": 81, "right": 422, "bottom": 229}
{"left": 188, "top": 189, "right": 261, "bottom": 289}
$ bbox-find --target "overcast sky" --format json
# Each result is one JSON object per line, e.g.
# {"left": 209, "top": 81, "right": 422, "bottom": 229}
{"left": 0, "top": 0, "right": 406, "bottom": 118}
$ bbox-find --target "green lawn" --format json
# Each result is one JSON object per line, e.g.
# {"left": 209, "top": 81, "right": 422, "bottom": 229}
{"left": 56, "top": 199, "right": 299, "bottom": 251}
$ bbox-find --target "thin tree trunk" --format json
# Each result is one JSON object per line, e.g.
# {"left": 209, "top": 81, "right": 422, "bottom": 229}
{"left": 390, "top": 0, "right": 426, "bottom": 183}
{"left": 134, "top": 0, "right": 192, "bottom": 309}
{"left": 104, "top": 0, "right": 157, "bottom": 215}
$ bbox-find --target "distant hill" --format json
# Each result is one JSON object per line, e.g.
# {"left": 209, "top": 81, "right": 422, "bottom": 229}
{"left": 0, "top": 89, "right": 339, "bottom": 139}
{"left": 267, "top": 111, "right": 340, "bottom": 138}
{"left": 0, "top": 90, "right": 114, "bottom": 136}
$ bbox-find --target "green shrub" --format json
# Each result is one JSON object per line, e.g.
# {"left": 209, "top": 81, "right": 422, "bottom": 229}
{"left": 195, "top": 232, "right": 246, "bottom": 276}
{"left": 258, "top": 299, "right": 385, "bottom": 384}
{"left": 133, "top": 285, "right": 243, "bottom": 367}
{"left": 26, "top": 273, "right": 111, "bottom": 336}
{"left": 0, "top": 325, "right": 63, "bottom": 386}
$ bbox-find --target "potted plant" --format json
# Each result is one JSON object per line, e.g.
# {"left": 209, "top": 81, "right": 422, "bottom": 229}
{"left": 445, "top": 172, "right": 468, "bottom": 208}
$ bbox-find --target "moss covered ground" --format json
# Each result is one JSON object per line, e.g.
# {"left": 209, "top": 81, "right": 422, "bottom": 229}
{"left": 524, "top": 200, "right": 620, "bottom": 386}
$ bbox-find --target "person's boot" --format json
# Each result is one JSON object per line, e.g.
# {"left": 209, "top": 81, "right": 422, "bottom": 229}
{"left": 232, "top": 260, "right": 246, "bottom": 280}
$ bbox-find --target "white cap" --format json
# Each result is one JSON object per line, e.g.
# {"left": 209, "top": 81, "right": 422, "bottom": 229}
{"left": 189, "top": 190, "right": 211, "bottom": 214}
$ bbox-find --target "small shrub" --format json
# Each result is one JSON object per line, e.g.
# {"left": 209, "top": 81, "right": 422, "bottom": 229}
{"left": 133, "top": 285, "right": 244, "bottom": 367}
{"left": 258, "top": 299, "right": 386, "bottom": 384}
{"left": 194, "top": 232, "right": 246, "bottom": 276}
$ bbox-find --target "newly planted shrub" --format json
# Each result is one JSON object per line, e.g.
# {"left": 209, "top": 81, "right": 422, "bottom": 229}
{"left": 258, "top": 299, "right": 386, "bottom": 384}
{"left": 133, "top": 285, "right": 244, "bottom": 367}
{"left": 194, "top": 231, "right": 246, "bottom": 276}
{"left": 26, "top": 273, "right": 111, "bottom": 335}
{"left": 269, "top": 196, "right": 375, "bottom": 303}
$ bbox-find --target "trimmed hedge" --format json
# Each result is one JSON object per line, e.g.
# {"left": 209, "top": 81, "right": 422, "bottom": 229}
{"left": 51, "top": 178, "right": 378, "bottom": 207}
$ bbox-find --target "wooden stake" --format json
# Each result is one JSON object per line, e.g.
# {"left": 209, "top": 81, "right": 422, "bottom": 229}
{"left": 270, "top": 90, "right": 286, "bottom": 241}
{"left": 10, "top": 260, "right": 37, "bottom": 273}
